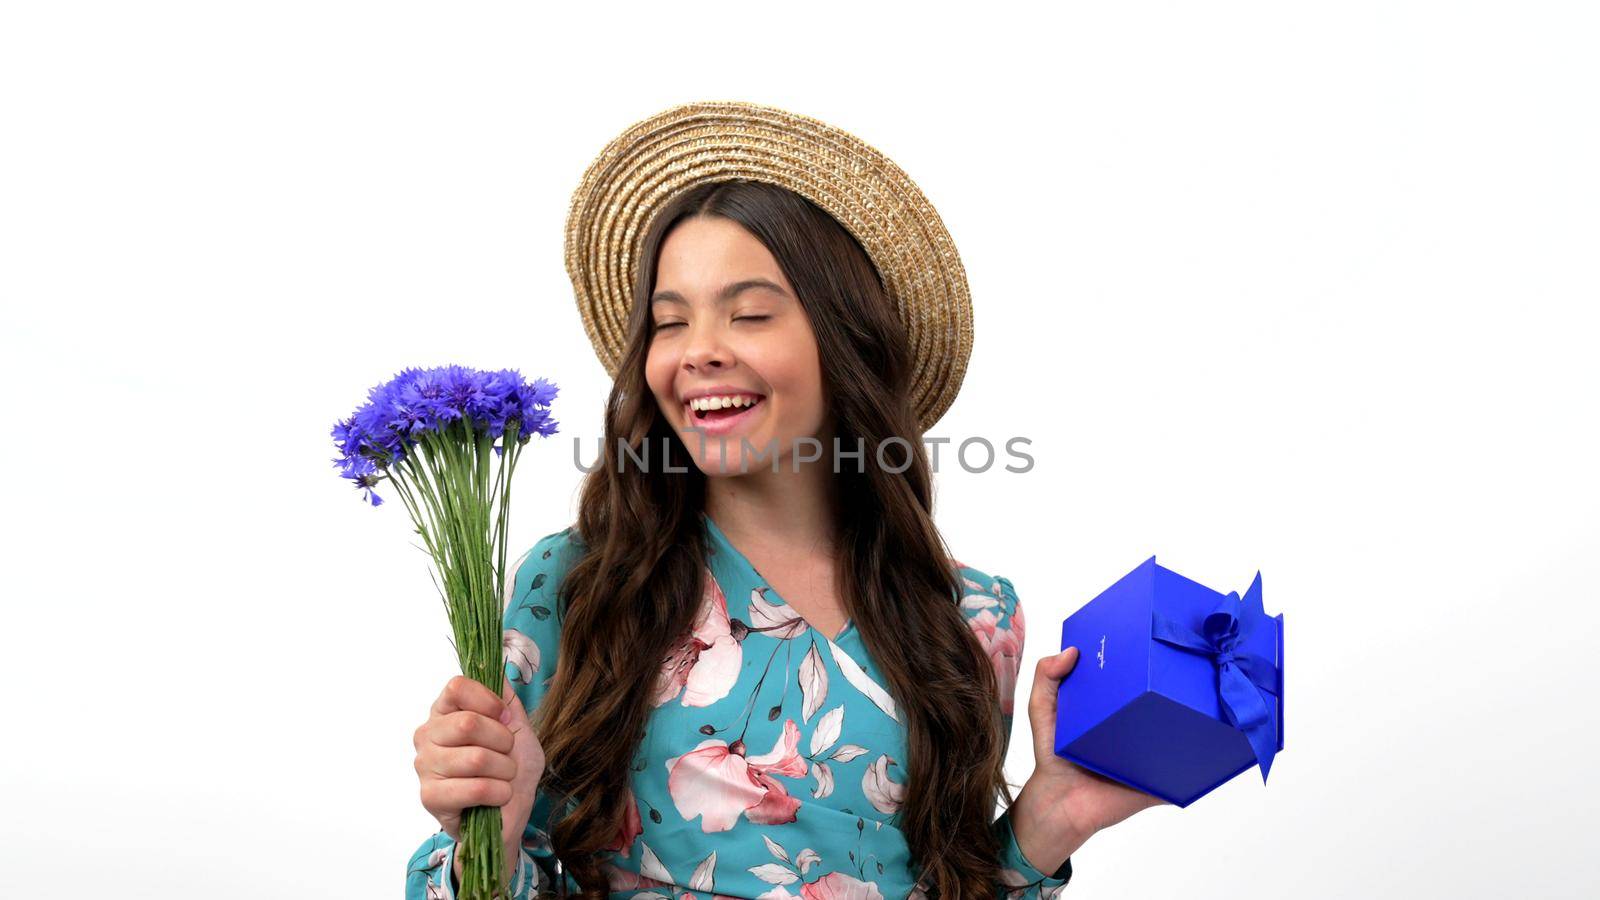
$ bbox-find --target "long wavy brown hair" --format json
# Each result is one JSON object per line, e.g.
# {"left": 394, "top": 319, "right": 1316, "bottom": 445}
{"left": 532, "top": 179, "right": 1014, "bottom": 898}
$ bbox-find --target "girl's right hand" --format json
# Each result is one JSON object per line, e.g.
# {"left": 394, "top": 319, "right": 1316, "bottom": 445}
{"left": 414, "top": 674, "right": 545, "bottom": 851}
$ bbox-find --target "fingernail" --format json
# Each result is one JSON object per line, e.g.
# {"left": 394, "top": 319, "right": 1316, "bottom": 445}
{"left": 499, "top": 706, "right": 513, "bottom": 725}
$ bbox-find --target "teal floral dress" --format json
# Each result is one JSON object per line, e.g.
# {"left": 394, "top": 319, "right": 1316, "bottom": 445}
{"left": 406, "top": 512, "right": 1073, "bottom": 899}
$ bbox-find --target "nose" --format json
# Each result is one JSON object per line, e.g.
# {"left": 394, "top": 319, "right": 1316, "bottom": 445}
{"left": 681, "top": 319, "right": 730, "bottom": 372}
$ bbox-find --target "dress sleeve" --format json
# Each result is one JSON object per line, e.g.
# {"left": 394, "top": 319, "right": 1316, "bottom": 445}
{"left": 405, "top": 527, "right": 581, "bottom": 900}
{"left": 986, "top": 574, "right": 1073, "bottom": 898}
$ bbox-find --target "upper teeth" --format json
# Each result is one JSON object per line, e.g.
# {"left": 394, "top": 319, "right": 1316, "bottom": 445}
{"left": 690, "top": 395, "right": 760, "bottom": 411}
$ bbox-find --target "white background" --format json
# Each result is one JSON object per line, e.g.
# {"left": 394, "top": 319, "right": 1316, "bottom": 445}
{"left": 3, "top": 2, "right": 1596, "bottom": 897}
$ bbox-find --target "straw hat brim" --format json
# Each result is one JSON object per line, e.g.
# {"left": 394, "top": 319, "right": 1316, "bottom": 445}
{"left": 563, "top": 100, "right": 973, "bottom": 433}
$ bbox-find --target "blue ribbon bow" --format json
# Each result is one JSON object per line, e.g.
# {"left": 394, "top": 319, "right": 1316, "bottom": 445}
{"left": 1151, "top": 572, "right": 1281, "bottom": 780}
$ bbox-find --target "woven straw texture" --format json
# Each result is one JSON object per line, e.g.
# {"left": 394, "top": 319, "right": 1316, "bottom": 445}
{"left": 563, "top": 100, "right": 972, "bottom": 433}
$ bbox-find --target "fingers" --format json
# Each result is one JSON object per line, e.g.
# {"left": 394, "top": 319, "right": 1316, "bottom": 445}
{"left": 1028, "top": 647, "right": 1080, "bottom": 723}
{"left": 421, "top": 775, "right": 515, "bottom": 812}
{"left": 417, "top": 676, "right": 524, "bottom": 833}
{"left": 428, "top": 709, "right": 515, "bottom": 755}
{"left": 421, "top": 743, "right": 519, "bottom": 782}
{"left": 1051, "top": 646, "right": 1080, "bottom": 679}
{"left": 421, "top": 675, "right": 515, "bottom": 749}
{"left": 432, "top": 674, "right": 506, "bottom": 720}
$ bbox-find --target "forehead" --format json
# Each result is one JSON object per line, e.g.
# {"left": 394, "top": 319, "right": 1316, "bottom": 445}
{"left": 654, "top": 216, "right": 787, "bottom": 290}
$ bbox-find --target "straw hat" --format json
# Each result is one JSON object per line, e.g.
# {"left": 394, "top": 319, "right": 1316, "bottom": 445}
{"left": 563, "top": 100, "right": 973, "bottom": 433}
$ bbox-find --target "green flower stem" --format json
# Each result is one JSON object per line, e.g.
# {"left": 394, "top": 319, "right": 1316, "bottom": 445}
{"left": 382, "top": 418, "right": 532, "bottom": 899}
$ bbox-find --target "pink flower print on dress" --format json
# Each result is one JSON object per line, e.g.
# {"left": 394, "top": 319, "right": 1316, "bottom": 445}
{"left": 665, "top": 719, "right": 808, "bottom": 832}
{"left": 747, "top": 836, "right": 886, "bottom": 899}
{"left": 861, "top": 754, "right": 906, "bottom": 815}
{"left": 744, "top": 768, "right": 804, "bottom": 825}
{"left": 654, "top": 569, "right": 743, "bottom": 707}
{"left": 665, "top": 739, "right": 769, "bottom": 831}
{"left": 503, "top": 627, "right": 540, "bottom": 686}
{"left": 801, "top": 871, "right": 886, "bottom": 900}
{"left": 607, "top": 843, "right": 741, "bottom": 899}
{"left": 748, "top": 587, "right": 810, "bottom": 639}
{"left": 1008, "top": 587, "right": 1026, "bottom": 646}
{"left": 746, "top": 718, "right": 808, "bottom": 777}
{"left": 967, "top": 608, "right": 1023, "bottom": 716}
{"left": 603, "top": 783, "right": 644, "bottom": 858}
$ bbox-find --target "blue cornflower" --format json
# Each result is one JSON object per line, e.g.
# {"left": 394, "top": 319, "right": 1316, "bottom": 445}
{"left": 332, "top": 365, "right": 558, "bottom": 503}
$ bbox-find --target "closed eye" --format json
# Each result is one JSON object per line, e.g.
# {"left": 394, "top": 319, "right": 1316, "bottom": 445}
{"left": 654, "top": 316, "right": 766, "bottom": 331}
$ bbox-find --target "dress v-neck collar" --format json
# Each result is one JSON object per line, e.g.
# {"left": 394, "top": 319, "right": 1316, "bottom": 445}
{"left": 700, "top": 511, "right": 856, "bottom": 644}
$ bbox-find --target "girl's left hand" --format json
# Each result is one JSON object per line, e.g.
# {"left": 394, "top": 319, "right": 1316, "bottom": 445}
{"left": 1009, "top": 647, "right": 1168, "bottom": 869}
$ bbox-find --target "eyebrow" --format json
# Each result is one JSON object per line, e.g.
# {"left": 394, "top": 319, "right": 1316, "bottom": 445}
{"left": 650, "top": 278, "right": 791, "bottom": 306}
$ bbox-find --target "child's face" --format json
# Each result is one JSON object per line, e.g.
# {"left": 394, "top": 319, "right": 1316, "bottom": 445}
{"left": 644, "top": 215, "right": 828, "bottom": 476}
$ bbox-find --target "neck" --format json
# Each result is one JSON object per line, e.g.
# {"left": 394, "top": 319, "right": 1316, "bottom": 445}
{"left": 704, "top": 454, "right": 839, "bottom": 558}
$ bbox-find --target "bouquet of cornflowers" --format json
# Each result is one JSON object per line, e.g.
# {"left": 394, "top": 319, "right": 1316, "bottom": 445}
{"left": 331, "top": 364, "right": 558, "bottom": 900}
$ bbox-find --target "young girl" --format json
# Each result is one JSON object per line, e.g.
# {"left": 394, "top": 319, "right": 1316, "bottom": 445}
{"left": 407, "top": 107, "right": 1162, "bottom": 900}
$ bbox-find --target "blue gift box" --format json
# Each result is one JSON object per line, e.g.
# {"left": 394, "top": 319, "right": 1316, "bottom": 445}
{"left": 1054, "top": 556, "right": 1284, "bottom": 808}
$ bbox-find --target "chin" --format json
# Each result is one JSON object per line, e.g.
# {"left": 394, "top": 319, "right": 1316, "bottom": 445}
{"left": 696, "top": 444, "right": 764, "bottom": 477}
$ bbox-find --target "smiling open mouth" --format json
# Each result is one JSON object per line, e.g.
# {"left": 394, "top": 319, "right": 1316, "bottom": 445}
{"left": 688, "top": 394, "right": 765, "bottom": 422}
